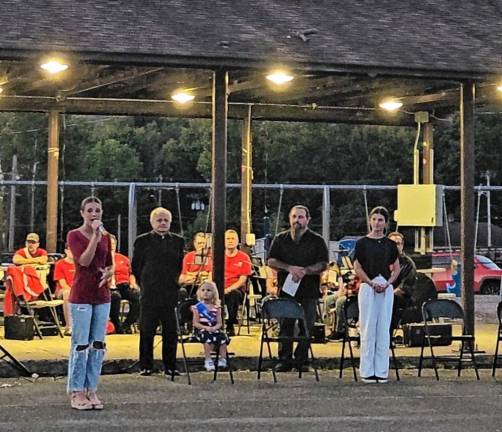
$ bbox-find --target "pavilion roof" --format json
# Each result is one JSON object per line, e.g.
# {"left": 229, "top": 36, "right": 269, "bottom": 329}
{"left": 0, "top": 1, "right": 501, "bottom": 124}
{"left": 2, "top": 0, "right": 502, "bottom": 76}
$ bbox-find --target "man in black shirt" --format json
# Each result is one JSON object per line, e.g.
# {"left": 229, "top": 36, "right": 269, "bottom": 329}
{"left": 132, "top": 207, "right": 184, "bottom": 377}
{"left": 388, "top": 232, "right": 416, "bottom": 300}
{"left": 268, "top": 205, "right": 329, "bottom": 372}
{"left": 388, "top": 232, "right": 417, "bottom": 328}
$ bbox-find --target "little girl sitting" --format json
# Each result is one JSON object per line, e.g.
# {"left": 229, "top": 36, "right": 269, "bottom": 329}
{"left": 191, "top": 281, "right": 230, "bottom": 371}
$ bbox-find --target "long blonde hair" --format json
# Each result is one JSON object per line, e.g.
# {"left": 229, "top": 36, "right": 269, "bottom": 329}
{"left": 196, "top": 281, "right": 220, "bottom": 306}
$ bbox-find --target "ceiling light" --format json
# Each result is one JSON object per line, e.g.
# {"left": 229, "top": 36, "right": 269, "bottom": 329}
{"left": 171, "top": 90, "right": 195, "bottom": 104}
{"left": 379, "top": 99, "right": 403, "bottom": 111}
{"left": 497, "top": 83, "right": 502, "bottom": 92}
{"left": 40, "top": 59, "right": 69, "bottom": 74}
{"left": 266, "top": 70, "right": 294, "bottom": 85}
{"left": 0, "top": 87, "right": 3, "bottom": 94}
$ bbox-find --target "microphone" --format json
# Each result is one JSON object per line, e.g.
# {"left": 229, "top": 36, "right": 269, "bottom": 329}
{"left": 98, "top": 224, "right": 106, "bottom": 235}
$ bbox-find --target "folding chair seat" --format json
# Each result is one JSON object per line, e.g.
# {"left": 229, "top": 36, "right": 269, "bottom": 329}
{"left": 492, "top": 301, "right": 502, "bottom": 376}
{"left": 339, "top": 296, "right": 400, "bottom": 381}
{"left": 418, "top": 299, "right": 479, "bottom": 380}
{"left": 174, "top": 298, "right": 234, "bottom": 385}
{"left": 257, "top": 297, "right": 320, "bottom": 383}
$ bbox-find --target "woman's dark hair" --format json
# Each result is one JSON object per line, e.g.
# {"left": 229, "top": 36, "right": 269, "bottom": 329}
{"left": 369, "top": 206, "right": 390, "bottom": 223}
{"left": 80, "top": 196, "right": 102, "bottom": 211}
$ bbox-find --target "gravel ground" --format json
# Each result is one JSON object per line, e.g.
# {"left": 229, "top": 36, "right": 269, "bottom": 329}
{"left": 0, "top": 369, "right": 500, "bottom": 432}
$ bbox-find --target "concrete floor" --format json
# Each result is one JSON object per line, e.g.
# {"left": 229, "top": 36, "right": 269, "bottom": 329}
{"left": 0, "top": 322, "right": 499, "bottom": 360}
{"left": 0, "top": 322, "right": 500, "bottom": 378}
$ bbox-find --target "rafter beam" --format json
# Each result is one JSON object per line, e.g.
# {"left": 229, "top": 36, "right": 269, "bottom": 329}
{"left": 63, "top": 67, "right": 165, "bottom": 96}
{"left": 0, "top": 95, "right": 415, "bottom": 125}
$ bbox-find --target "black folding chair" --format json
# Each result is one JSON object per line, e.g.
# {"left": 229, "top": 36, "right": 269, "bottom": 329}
{"left": 418, "top": 299, "right": 479, "bottom": 380}
{"left": 257, "top": 297, "right": 320, "bottom": 383}
{"left": 339, "top": 296, "right": 400, "bottom": 381}
{"left": 174, "top": 299, "right": 234, "bottom": 385}
{"left": 491, "top": 301, "right": 502, "bottom": 377}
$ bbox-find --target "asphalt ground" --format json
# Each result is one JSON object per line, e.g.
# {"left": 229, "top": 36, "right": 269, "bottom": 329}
{"left": 0, "top": 369, "right": 501, "bottom": 432}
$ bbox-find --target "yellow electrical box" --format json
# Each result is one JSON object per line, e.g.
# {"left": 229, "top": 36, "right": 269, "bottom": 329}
{"left": 394, "top": 184, "right": 443, "bottom": 227}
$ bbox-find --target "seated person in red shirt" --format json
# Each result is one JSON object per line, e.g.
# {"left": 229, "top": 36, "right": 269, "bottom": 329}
{"left": 109, "top": 235, "right": 140, "bottom": 334}
{"left": 179, "top": 232, "right": 212, "bottom": 297}
{"left": 53, "top": 243, "right": 76, "bottom": 336}
{"left": 13, "top": 232, "right": 48, "bottom": 266}
{"left": 224, "top": 229, "right": 253, "bottom": 336}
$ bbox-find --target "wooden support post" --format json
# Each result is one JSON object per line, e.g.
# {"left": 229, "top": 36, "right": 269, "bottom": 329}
{"left": 211, "top": 70, "right": 228, "bottom": 303}
{"left": 128, "top": 183, "right": 137, "bottom": 260}
{"left": 8, "top": 155, "right": 17, "bottom": 251}
{"left": 322, "top": 186, "right": 330, "bottom": 247}
{"left": 422, "top": 123, "right": 434, "bottom": 184}
{"left": 46, "top": 111, "right": 60, "bottom": 253}
{"left": 460, "top": 81, "right": 476, "bottom": 335}
{"left": 240, "top": 106, "right": 253, "bottom": 244}
{"left": 423, "top": 122, "right": 434, "bottom": 252}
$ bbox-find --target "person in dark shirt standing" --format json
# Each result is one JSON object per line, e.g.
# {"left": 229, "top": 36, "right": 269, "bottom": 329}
{"left": 354, "top": 206, "right": 400, "bottom": 383}
{"left": 268, "top": 205, "right": 329, "bottom": 372}
{"left": 388, "top": 231, "right": 417, "bottom": 329}
{"left": 132, "top": 207, "right": 184, "bottom": 377}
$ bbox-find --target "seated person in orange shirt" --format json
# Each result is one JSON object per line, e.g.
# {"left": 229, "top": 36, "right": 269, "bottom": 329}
{"left": 13, "top": 233, "right": 48, "bottom": 266}
{"left": 179, "top": 232, "right": 212, "bottom": 298}
{"left": 224, "top": 229, "right": 253, "bottom": 336}
{"left": 109, "top": 235, "right": 140, "bottom": 334}
{"left": 53, "top": 243, "right": 76, "bottom": 336}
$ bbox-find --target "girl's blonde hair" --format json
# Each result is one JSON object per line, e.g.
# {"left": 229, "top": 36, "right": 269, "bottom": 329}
{"left": 196, "top": 281, "right": 220, "bottom": 306}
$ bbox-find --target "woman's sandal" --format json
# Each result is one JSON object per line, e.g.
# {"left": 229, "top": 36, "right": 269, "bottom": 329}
{"left": 86, "top": 391, "right": 104, "bottom": 410}
{"left": 70, "top": 391, "right": 93, "bottom": 410}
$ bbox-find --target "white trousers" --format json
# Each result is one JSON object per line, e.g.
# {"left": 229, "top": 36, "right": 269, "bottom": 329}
{"left": 358, "top": 276, "right": 394, "bottom": 379}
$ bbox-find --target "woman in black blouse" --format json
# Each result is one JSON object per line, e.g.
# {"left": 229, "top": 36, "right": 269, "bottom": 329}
{"left": 354, "top": 206, "right": 400, "bottom": 383}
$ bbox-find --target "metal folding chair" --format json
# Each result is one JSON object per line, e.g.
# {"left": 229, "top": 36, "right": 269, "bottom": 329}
{"left": 339, "top": 296, "right": 400, "bottom": 381}
{"left": 237, "top": 289, "right": 251, "bottom": 335}
{"left": 257, "top": 297, "right": 320, "bottom": 383}
{"left": 5, "top": 265, "right": 64, "bottom": 339}
{"left": 418, "top": 299, "right": 479, "bottom": 380}
{"left": 174, "top": 299, "right": 234, "bottom": 385}
{"left": 24, "top": 290, "right": 65, "bottom": 339}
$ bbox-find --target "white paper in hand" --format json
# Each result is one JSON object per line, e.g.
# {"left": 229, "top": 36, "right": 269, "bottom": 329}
{"left": 281, "top": 273, "right": 301, "bottom": 297}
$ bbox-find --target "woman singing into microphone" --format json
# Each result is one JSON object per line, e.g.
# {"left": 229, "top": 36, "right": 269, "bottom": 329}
{"left": 354, "top": 206, "right": 400, "bottom": 383}
{"left": 66, "top": 196, "right": 113, "bottom": 410}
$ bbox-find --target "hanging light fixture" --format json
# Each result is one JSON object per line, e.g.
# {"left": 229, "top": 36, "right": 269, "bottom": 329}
{"left": 171, "top": 89, "right": 195, "bottom": 104}
{"left": 379, "top": 98, "right": 403, "bottom": 111}
{"left": 40, "top": 59, "right": 69, "bottom": 74}
{"left": 266, "top": 70, "right": 294, "bottom": 85}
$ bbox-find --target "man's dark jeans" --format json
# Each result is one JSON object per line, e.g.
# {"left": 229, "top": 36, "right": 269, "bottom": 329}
{"left": 225, "top": 289, "right": 244, "bottom": 326}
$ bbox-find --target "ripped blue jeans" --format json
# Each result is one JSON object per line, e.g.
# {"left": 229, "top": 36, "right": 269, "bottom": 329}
{"left": 67, "top": 302, "right": 110, "bottom": 393}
